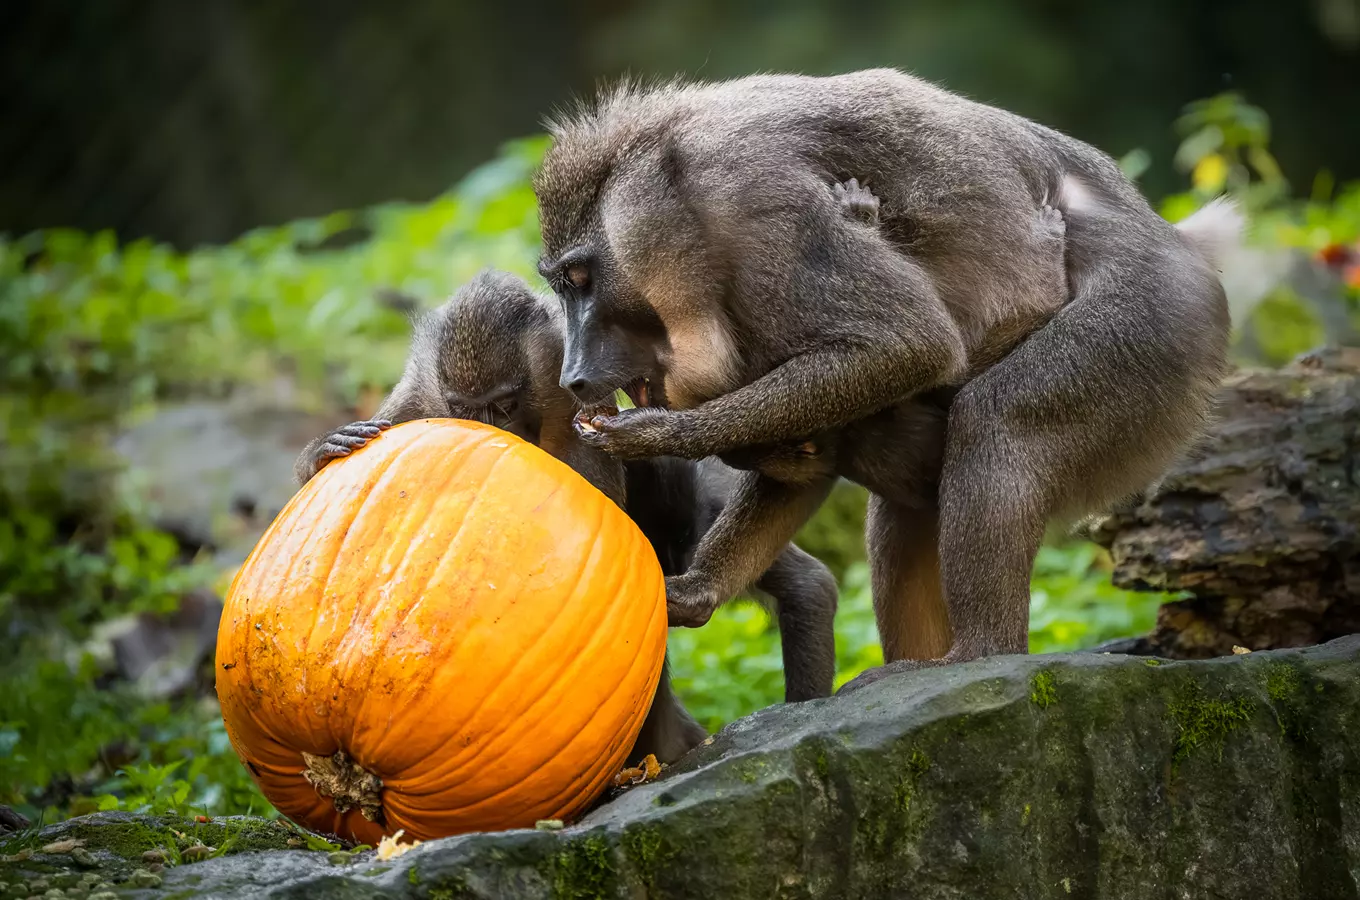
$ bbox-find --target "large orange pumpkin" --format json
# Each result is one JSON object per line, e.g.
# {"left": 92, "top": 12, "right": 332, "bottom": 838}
{"left": 215, "top": 419, "right": 667, "bottom": 843}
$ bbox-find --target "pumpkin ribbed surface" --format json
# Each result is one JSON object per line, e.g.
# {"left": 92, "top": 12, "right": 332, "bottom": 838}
{"left": 215, "top": 419, "right": 667, "bottom": 843}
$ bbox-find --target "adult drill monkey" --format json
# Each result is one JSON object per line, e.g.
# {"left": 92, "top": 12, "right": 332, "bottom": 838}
{"left": 533, "top": 69, "right": 1242, "bottom": 680}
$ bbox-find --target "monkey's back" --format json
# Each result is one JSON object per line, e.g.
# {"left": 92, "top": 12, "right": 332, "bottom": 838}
{"left": 585, "top": 70, "right": 1155, "bottom": 350}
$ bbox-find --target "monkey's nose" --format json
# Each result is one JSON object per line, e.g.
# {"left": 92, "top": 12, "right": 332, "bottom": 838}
{"left": 561, "top": 374, "right": 611, "bottom": 404}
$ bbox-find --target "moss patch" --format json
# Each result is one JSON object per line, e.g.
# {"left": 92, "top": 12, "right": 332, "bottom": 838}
{"left": 426, "top": 872, "right": 471, "bottom": 899}
{"left": 621, "top": 824, "right": 673, "bottom": 891}
{"left": 1030, "top": 671, "right": 1058, "bottom": 709}
{"left": 552, "top": 833, "right": 615, "bottom": 900}
{"left": 1265, "top": 663, "right": 1303, "bottom": 702}
{"left": 894, "top": 748, "right": 932, "bottom": 814}
{"left": 1168, "top": 684, "right": 1254, "bottom": 765}
{"left": 60, "top": 815, "right": 294, "bottom": 859}
{"left": 1262, "top": 663, "right": 1309, "bottom": 739}
{"left": 1, "top": 814, "right": 307, "bottom": 889}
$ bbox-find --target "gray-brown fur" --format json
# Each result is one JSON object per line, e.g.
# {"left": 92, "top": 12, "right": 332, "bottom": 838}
{"left": 294, "top": 265, "right": 842, "bottom": 763}
{"left": 532, "top": 69, "right": 1240, "bottom": 682}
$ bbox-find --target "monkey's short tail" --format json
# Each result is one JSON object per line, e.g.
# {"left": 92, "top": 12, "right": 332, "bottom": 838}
{"left": 1174, "top": 197, "right": 1245, "bottom": 272}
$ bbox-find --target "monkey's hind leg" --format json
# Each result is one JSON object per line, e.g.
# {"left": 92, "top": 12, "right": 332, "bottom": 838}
{"left": 752, "top": 544, "right": 839, "bottom": 702}
{"left": 934, "top": 224, "right": 1230, "bottom": 665}
{"left": 866, "top": 497, "right": 953, "bottom": 663}
{"left": 629, "top": 658, "right": 707, "bottom": 766}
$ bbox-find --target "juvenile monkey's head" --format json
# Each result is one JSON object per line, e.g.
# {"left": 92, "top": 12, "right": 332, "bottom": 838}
{"left": 409, "top": 270, "right": 571, "bottom": 444}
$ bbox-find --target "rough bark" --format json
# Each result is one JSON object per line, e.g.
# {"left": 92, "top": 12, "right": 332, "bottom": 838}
{"left": 1088, "top": 346, "right": 1360, "bottom": 658}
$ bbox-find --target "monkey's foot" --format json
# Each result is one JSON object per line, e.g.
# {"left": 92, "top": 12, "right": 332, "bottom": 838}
{"left": 837, "top": 657, "right": 953, "bottom": 694}
{"left": 834, "top": 177, "right": 881, "bottom": 227}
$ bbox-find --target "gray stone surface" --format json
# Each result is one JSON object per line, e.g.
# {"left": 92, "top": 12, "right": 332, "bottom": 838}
{"left": 4, "top": 637, "right": 1357, "bottom": 899}
{"left": 112, "top": 381, "right": 334, "bottom": 568}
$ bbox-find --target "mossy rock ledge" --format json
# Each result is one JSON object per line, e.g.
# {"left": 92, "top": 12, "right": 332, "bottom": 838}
{"left": 4, "top": 637, "right": 1357, "bottom": 899}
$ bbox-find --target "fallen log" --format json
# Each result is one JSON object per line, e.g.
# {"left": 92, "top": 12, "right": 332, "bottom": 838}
{"left": 1089, "top": 346, "right": 1360, "bottom": 658}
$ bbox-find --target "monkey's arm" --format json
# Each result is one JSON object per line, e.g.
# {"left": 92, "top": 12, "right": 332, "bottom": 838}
{"left": 586, "top": 334, "right": 962, "bottom": 461}
{"left": 582, "top": 236, "right": 964, "bottom": 460}
{"left": 667, "top": 470, "right": 835, "bottom": 627}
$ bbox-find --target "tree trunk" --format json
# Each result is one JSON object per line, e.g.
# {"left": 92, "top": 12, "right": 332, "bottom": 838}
{"left": 1088, "top": 346, "right": 1360, "bottom": 658}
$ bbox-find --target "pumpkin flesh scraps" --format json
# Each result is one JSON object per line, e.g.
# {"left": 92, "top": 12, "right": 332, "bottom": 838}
{"left": 376, "top": 829, "right": 421, "bottom": 861}
{"left": 302, "top": 750, "right": 385, "bottom": 823}
{"left": 612, "top": 753, "right": 663, "bottom": 788}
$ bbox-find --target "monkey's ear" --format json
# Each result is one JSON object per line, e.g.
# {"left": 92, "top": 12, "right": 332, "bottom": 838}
{"left": 656, "top": 132, "right": 686, "bottom": 189}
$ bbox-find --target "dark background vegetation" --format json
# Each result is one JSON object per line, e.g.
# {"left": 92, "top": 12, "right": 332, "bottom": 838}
{"left": 2, "top": 0, "right": 1358, "bottom": 827}
{"left": 3, "top": 0, "right": 1358, "bottom": 244}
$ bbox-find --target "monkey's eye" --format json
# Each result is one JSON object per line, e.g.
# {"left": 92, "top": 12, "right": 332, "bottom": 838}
{"left": 565, "top": 263, "right": 591, "bottom": 292}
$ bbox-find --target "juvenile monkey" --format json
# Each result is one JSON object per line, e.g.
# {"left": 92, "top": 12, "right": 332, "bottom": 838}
{"left": 295, "top": 266, "right": 840, "bottom": 762}
{"left": 532, "top": 69, "right": 1242, "bottom": 681}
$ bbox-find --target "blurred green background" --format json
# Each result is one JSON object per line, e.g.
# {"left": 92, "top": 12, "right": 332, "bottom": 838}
{"left": 2, "top": 0, "right": 1359, "bottom": 824}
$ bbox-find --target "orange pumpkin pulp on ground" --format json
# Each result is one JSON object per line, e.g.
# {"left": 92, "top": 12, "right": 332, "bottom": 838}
{"left": 215, "top": 419, "right": 667, "bottom": 843}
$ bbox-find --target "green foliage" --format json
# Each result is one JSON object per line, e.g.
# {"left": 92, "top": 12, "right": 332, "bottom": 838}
{"left": 1156, "top": 93, "right": 1360, "bottom": 367}
{"left": 792, "top": 482, "right": 868, "bottom": 580}
{"left": 1, "top": 660, "right": 268, "bottom": 822}
{"left": 1027, "top": 542, "right": 1170, "bottom": 654}
{"left": 1173, "top": 92, "right": 1286, "bottom": 207}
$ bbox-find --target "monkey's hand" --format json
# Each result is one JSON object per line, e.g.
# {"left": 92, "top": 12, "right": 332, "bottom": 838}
{"left": 664, "top": 573, "right": 721, "bottom": 628}
{"left": 296, "top": 420, "right": 392, "bottom": 484}
{"left": 574, "top": 407, "right": 674, "bottom": 459}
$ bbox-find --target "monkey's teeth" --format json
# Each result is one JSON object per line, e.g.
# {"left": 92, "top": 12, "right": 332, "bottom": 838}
{"left": 638, "top": 379, "right": 650, "bottom": 408}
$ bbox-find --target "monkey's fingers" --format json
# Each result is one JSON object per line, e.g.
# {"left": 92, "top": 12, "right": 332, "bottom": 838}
{"left": 334, "top": 422, "right": 386, "bottom": 439}
{"left": 324, "top": 432, "right": 375, "bottom": 450}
